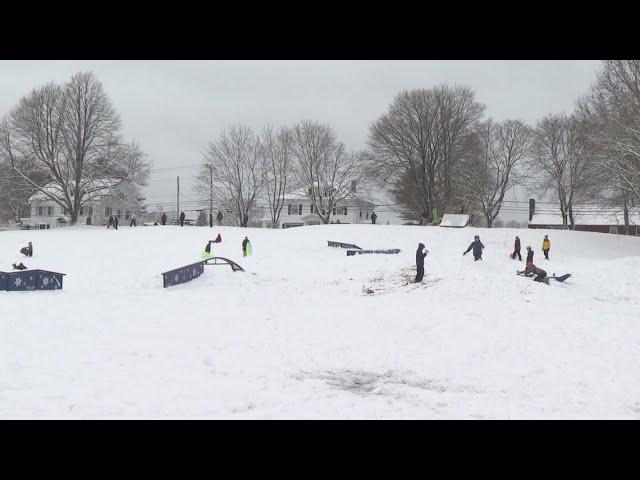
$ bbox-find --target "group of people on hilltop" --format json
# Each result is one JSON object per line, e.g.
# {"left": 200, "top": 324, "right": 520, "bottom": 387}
{"left": 414, "top": 234, "right": 554, "bottom": 284}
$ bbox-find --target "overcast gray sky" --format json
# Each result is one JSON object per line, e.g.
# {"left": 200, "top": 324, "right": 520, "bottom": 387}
{"left": 0, "top": 60, "right": 601, "bottom": 219}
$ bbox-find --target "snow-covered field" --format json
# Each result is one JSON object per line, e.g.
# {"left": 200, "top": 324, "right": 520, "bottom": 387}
{"left": 1, "top": 224, "right": 640, "bottom": 419}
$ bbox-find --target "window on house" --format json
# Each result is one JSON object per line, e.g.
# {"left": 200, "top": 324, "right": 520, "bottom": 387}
{"left": 359, "top": 210, "right": 362, "bottom": 218}
{"left": 332, "top": 207, "right": 336, "bottom": 215}
{"left": 105, "top": 207, "right": 112, "bottom": 216}
{"left": 47, "top": 206, "right": 53, "bottom": 216}
{"left": 37, "top": 206, "right": 43, "bottom": 216}
{"left": 64, "top": 208, "right": 69, "bottom": 215}
{"left": 87, "top": 206, "right": 93, "bottom": 216}
{"left": 342, "top": 207, "right": 347, "bottom": 215}
{"left": 311, "top": 204, "right": 316, "bottom": 214}
{"left": 117, "top": 209, "right": 122, "bottom": 217}
{"left": 125, "top": 211, "right": 131, "bottom": 220}
{"left": 609, "top": 226, "right": 618, "bottom": 234}
{"left": 298, "top": 204, "right": 302, "bottom": 215}
{"left": 79, "top": 206, "right": 84, "bottom": 216}
{"left": 287, "top": 204, "right": 291, "bottom": 215}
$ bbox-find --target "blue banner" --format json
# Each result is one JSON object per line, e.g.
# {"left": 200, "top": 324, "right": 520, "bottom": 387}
{"left": 1, "top": 269, "right": 65, "bottom": 291}
{"left": 162, "top": 261, "right": 205, "bottom": 288}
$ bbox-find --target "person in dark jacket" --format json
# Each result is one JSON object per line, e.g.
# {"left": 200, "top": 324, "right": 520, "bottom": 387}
{"left": 161, "top": 212, "right": 167, "bottom": 225}
{"left": 518, "top": 264, "right": 548, "bottom": 284}
{"left": 114, "top": 216, "right": 119, "bottom": 230}
{"left": 415, "top": 243, "right": 428, "bottom": 282}
{"left": 512, "top": 236, "right": 522, "bottom": 261}
{"left": 216, "top": 210, "right": 223, "bottom": 226}
{"left": 20, "top": 242, "right": 33, "bottom": 257}
{"left": 371, "top": 211, "right": 377, "bottom": 225}
{"left": 213, "top": 233, "right": 222, "bottom": 243}
{"left": 179, "top": 211, "right": 186, "bottom": 227}
{"left": 242, "top": 236, "right": 251, "bottom": 257}
{"left": 526, "top": 246, "right": 534, "bottom": 269}
{"left": 12, "top": 262, "right": 27, "bottom": 270}
{"left": 463, "top": 235, "right": 485, "bottom": 261}
{"left": 107, "top": 215, "right": 114, "bottom": 229}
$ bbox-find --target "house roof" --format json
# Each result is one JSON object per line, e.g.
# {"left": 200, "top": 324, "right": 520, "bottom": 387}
{"left": 530, "top": 210, "right": 640, "bottom": 226}
{"left": 283, "top": 187, "right": 375, "bottom": 207}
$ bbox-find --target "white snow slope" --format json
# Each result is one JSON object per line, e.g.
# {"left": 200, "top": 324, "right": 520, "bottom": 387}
{"left": 1, "top": 224, "right": 640, "bottom": 419}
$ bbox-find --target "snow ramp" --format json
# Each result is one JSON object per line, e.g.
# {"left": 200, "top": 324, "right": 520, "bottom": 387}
{"left": 439, "top": 214, "right": 469, "bottom": 227}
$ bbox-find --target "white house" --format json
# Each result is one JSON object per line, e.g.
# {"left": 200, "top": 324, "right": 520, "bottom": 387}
{"left": 279, "top": 186, "right": 377, "bottom": 228}
{"left": 21, "top": 180, "right": 143, "bottom": 229}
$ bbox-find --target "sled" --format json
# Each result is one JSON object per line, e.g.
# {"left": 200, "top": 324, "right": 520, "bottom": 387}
{"left": 550, "top": 273, "right": 571, "bottom": 283}
{"left": 244, "top": 243, "right": 252, "bottom": 256}
{"left": 328, "top": 240, "right": 362, "bottom": 250}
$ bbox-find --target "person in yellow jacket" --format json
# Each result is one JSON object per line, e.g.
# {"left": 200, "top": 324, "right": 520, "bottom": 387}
{"left": 542, "top": 235, "right": 551, "bottom": 260}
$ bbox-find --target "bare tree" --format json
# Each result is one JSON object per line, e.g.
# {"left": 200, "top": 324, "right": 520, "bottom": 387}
{"left": 579, "top": 60, "right": 640, "bottom": 207}
{"left": 203, "top": 125, "right": 264, "bottom": 227}
{"left": 260, "top": 125, "right": 291, "bottom": 228}
{"left": 0, "top": 72, "right": 149, "bottom": 225}
{"left": 530, "top": 113, "right": 602, "bottom": 228}
{"left": 0, "top": 162, "right": 38, "bottom": 223}
{"left": 459, "top": 119, "right": 532, "bottom": 227}
{"left": 290, "top": 120, "right": 363, "bottom": 224}
{"left": 367, "top": 85, "right": 485, "bottom": 220}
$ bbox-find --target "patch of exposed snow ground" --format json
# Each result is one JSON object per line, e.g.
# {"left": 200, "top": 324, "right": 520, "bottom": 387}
{"left": 1, "top": 224, "right": 640, "bottom": 418}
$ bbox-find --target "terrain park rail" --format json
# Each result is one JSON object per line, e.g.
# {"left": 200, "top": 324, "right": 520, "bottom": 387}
{"left": 327, "top": 241, "right": 362, "bottom": 250}
{"left": 162, "top": 257, "right": 244, "bottom": 288}
{"left": 346, "top": 249, "right": 401, "bottom": 256}
{"left": 0, "top": 269, "right": 66, "bottom": 291}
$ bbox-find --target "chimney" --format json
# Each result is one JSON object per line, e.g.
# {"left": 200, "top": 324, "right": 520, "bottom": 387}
{"left": 350, "top": 180, "right": 356, "bottom": 193}
{"left": 529, "top": 199, "right": 535, "bottom": 222}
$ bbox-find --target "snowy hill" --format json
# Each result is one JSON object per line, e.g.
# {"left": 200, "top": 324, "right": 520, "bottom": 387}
{"left": 1, "top": 224, "right": 640, "bottom": 418}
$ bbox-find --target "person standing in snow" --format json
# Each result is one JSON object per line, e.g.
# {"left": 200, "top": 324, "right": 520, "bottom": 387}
{"left": 512, "top": 236, "right": 522, "bottom": 260}
{"left": 526, "top": 246, "right": 534, "bottom": 269}
{"left": 130, "top": 214, "right": 136, "bottom": 227}
{"left": 542, "top": 235, "right": 551, "bottom": 260}
{"left": 202, "top": 240, "right": 213, "bottom": 260}
{"left": 213, "top": 233, "right": 222, "bottom": 243}
{"left": 463, "top": 235, "right": 485, "bottom": 261}
{"left": 415, "top": 243, "right": 428, "bottom": 283}
{"left": 161, "top": 212, "right": 167, "bottom": 225}
{"left": 20, "top": 241, "right": 33, "bottom": 257}
{"left": 179, "top": 211, "right": 186, "bottom": 227}
{"left": 242, "top": 236, "right": 251, "bottom": 257}
{"left": 114, "top": 216, "right": 119, "bottom": 230}
{"left": 107, "top": 215, "right": 114, "bottom": 229}
{"left": 216, "top": 210, "right": 223, "bottom": 226}
{"left": 371, "top": 211, "right": 377, "bottom": 225}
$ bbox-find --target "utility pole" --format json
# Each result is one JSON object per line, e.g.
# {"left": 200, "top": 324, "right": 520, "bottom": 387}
{"left": 208, "top": 165, "right": 214, "bottom": 228}
{"left": 177, "top": 176, "right": 180, "bottom": 224}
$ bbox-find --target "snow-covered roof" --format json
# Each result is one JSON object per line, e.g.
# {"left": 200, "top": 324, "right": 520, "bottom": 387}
{"left": 530, "top": 211, "right": 640, "bottom": 226}
{"left": 283, "top": 187, "right": 374, "bottom": 206}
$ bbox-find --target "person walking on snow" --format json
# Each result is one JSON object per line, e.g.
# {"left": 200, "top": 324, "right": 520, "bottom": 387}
{"left": 179, "top": 211, "right": 186, "bottom": 227}
{"left": 542, "top": 235, "right": 551, "bottom": 260}
{"left": 242, "top": 236, "right": 251, "bottom": 257}
{"left": 463, "top": 235, "right": 485, "bottom": 261}
{"left": 526, "top": 246, "right": 534, "bottom": 269}
{"left": 371, "top": 211, "right": 377, "bottom": 225}
{"left": 512, "top": 236, "right": 522, "bottom": 260}
{"left": 415, "top": 243, "right": 428, "bottom": 283}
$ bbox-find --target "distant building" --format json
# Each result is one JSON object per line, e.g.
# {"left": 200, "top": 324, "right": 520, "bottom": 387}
{"left": 527, "top": 198, "right": 640, "bottom": 235}
{"left": 279, "top": 184, "right": 376, "bottom": 228}
{"left": 21, "top": 180, "right": 143, "bottom": 229}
